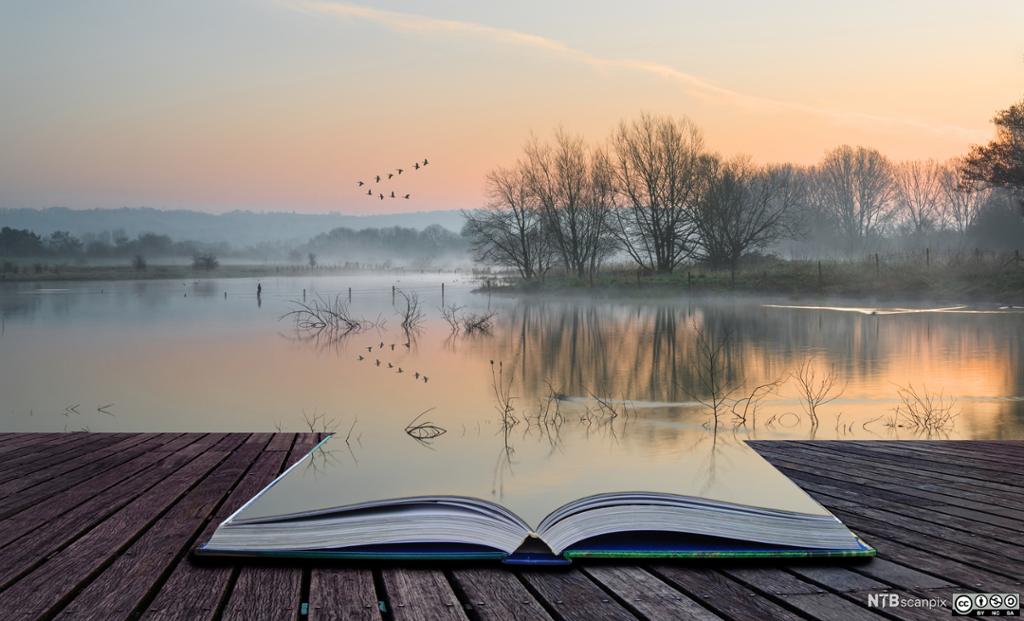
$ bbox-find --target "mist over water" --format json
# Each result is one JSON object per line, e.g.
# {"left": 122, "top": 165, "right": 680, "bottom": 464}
{"left": 1, "top": 273, "right": 1020, "bottom": 439}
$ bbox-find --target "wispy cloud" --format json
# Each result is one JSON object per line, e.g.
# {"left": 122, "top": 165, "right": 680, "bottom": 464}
{"left": 289, "top": 0, "right": 985, "bottom": 142}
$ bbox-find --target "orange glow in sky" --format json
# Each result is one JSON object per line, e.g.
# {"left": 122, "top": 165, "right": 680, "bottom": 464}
{"left": 1, "top": 0, "right": 1022, "bottom": 213}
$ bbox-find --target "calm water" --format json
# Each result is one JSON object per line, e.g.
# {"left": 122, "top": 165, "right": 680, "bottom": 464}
{"left": 1, "top": 273, "right": 1022, "bottom": 502}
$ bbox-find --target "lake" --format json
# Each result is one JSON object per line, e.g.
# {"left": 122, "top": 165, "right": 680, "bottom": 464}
{"left": 1, "top": 273, "right": 1022, "bottom": 502}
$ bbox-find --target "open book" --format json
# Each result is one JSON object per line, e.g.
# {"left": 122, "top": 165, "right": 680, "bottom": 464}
{"left": 197, "top": 436, "right": 873, "bottom": 564}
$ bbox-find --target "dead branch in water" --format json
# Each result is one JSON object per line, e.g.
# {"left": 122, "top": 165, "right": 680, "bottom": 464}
{"left": 439, "top": 303, "right": 464, "bottom": 334}
{"left": 404, "top": 407, "right": 447, "bottom": 446}
{"left": 463, "top": 311, "right": 497, "bottom": 335}
{"left": 302, "top": 410, "right": 339, "bottom": 434}
{"left": 396, "top": 289, "right": 425, "bottom": 335}
{"left": 282, "top": 294, "right": 372, "bottom": 338}
{"left": 888, "top": 383, "right": 958, "bottom": 435}
{"left": 792, "top": 357, "right": 844, "bottom": 428}
{"left": 730, "top": 380, "right": 781, "bottom": 429}
{"left": 490, "top": 360, "right": 518, "bottom": 430}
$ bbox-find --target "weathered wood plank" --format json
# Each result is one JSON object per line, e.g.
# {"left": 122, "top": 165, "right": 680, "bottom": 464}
{"left": 140, "top": 441, "right": 291, "bottom": 621}
{"left": 518, "top": 569, "right": 638, "bottom": 621}
{"left": 583, "top": 565, "right": 722, "bottom": 620}
{"left": 220, "top": 434, "right": 317, "bottom": 621}
{"left": 0, "top": 434, "right": 242, "bottom": 621}
{"left": 449, "top": 568, "right": 554, "bottom": 621}
{"left": 51, "top": 434, "right": 270, "bottom": 621}
{"left": 649, "top": 566, "right": 804, "bottom": 621}
{"left": 221, "top": 566, "right": 302, "bottom": 621}
{"left": 754, "top": 444, "right": 1024, "bottom": 518}
{"left": 308, "top": 568, "right": 382, "bottom": 621}
{"left": 0, "top": 433, "right": 160, "bottom": 509}
{"left": 381, "top": 569, "right": 468, "bottom": 621}
{"left": 0, "top": 433, "right": 121, "bottom": 482}
{"left": 0, "top": 434, "right": 209, "bottom": 589}
{"left": 0, "top": 433, "right": 182, "bottom": 548}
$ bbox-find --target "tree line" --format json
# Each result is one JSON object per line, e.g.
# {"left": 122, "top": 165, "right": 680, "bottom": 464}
{"left": 0, "top": 224, "right": 467, "bottom": 266}
{"left": 463, "top": 99, "right": 1024, "bottom": 279}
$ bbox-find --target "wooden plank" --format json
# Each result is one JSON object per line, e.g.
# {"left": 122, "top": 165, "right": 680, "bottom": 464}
{"left": 0, "top": 433, "right": 181, "bottom": 548}
{"left": 221, "top": 434, "right": 317, "bottom": 621}
{"left": 0, "top": 433, "right": 119, "bottom": 481}
{"left": 221, "top": 566, "right": 301, "bottom": 621}
{"left": 51, "top": 434, "right": 270, "bottom": 621}
{"left": 760, "top": 443, "right": 1024, "bottom": 503}
{"left": 788, "top": 442, "right": 1024, "bottom": 495}
{"left": 649, "top": 566, "right": 805, "bottom": 621}
{"left": 0, "top": 434, "right": 209, "bottom": 589}
{"left": 765, "top": 462, "right": 1024, "bottom": 546}
{"left": 787, "top": 441, "right": 1023, "bottom": 489}
{"left": 583, "top": 565, "right": 722, "bottom": 620}
{"left": 308, "top": 569, "right": 382, "bottom": 621}
{"left": 449, "top": 568, "right": 554, "bottom": 621}
{"left": 723, "top": 567, "right": 889, "bottom": 621}
{"left": 140, "top": 441, "right": 292, "bottom": 621}
{"left": 773, "top": 467, "right": 1024, "bottom": 562}
{"left": 0, "top": 433, "right": 160, "bottom": 510}
{"left": 849, "top": 441, "right": 1024, "bottom": 470}
{"left": 0, "top": 434, "right": 242, "bottom": 621}
{"left": 518, "top": 569, "right": 638, "bottom": 621}
{"left": 0, "top": 433, "right": 73, "bottom": 457}
{"left": 754, "top": 445, "right": 1024, "bottom": 519}
{"left": 381, "top": 568, "right": 468, "bottom": 621}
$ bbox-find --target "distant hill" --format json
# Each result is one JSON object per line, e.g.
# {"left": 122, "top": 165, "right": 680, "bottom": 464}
{"left": 0, "top": 207, "right": 467, "bottom": 246}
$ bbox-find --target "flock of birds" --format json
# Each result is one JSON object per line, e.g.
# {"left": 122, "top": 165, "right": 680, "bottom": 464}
{"left": 357, "top": 340, "right": 429, "bottom": 383}
{"left": 358, "top": 158, "right": 429, "bottom": 201}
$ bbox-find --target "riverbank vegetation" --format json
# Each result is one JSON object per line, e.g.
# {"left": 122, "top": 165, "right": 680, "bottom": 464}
{"left": 463, "top": 98, "right": 1024, "bottom": 297}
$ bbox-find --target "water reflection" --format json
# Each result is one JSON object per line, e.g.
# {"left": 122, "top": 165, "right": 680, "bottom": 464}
{"left": 0, "top": 275, "right": 1021, "bottom": 446}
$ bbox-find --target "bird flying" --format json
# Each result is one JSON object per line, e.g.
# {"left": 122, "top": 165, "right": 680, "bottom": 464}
{"left": 375, "top": 175, "right": 381, "bottom": 183}
{"left": 423, "top": 158, "right": 429, "bottom": 166}
{"left": 357, "top": 355, "right": 364, "bottom": 361}
{"left": 379, "top": 193, "right": 384, "bottom": 200}
{"left": 388, "top": 173, "right": 393, "bottom": 180}
{"left": 414, "top": 162, "right": 420, "bottom": 170}
{"left": 397, "top": 168, "right": 403, "bottom": 175}
{"left": 390, "top": 191, "right": 395, "bottom": 198}
{"left": 358, "top": 181, "right": 364, "bottom": 186}
{"left": 403, "top": 194, "right": 410, "bottom": 199}
{"left": 366, "top": 189, "right": 372, "bottom": 196}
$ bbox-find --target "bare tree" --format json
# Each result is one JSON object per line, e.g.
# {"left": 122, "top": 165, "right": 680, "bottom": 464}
{"left": 893, "top": 159, "right": 943, "bottom": 234}
{"left": 812, "top": 145, "right": 896, "bottom": 254}
{"left": 610, "top": 113, "right": 708, "bottom": 273}
{"left": 525, "top": 131, "right": 617, "bottom": 278}
{"left": 939, "top": 158, "right": 991, "bottom": 236}
{"left": 462, "top": 164, "right": 552, "bottom": 279}
{"left": 692, "top": 157, "right": 802, "bottom": 276}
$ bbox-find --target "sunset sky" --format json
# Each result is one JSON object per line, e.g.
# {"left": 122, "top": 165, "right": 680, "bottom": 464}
{"left": 1, "top": 0, "right": 1022, "bottom": 214}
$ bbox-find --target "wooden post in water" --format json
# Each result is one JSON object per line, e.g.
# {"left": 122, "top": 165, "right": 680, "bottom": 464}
{"left": 926, "top": 247, "right": 930, "bottom": 268}
{"left": 392, "top": 284, "right": 396, "bottom": 305}
{"left": 817, "top": 260, "right": 822, "bottom": 287}
{"left": 441, "top": 282, "right": 445, "bottom": 304}
{"left": 347, "top": 287, "right": 351, "bottom": 303}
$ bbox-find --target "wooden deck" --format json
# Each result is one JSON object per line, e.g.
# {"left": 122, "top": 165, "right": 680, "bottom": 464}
{"left": 0, "top": 434, "right": 1019, "bottom": 621}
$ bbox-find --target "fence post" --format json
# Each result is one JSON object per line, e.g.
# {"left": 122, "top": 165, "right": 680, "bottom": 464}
{"left": 926, "top": 247, "right": 930, "bottom": 268}
{"left": 392, "top": 285, "right": 396, "bottom": 304}
{"left": 817, "top": 260, "right": 822, "bottom": 287}
{"left": 441, "top": 282, "right": 445, "bottom": 304}
{"left": 348, "top": 287, "right": 352, "bottom": 302}
{"left": 875, "top": 253, "right": 880, "bottom": 276}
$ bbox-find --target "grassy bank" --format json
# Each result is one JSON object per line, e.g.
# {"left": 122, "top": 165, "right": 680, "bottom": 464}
{"left": 488, "top": 256, "right": 1024, "bottom": 303}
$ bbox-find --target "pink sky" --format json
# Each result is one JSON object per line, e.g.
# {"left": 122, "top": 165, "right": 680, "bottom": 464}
{"left": 1, "top": 0, "right": 1022, "bottom": 213}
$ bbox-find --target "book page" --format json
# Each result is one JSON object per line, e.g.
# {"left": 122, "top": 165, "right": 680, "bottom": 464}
{"left": 233, "top": 417, "right": 829, "bottom": 528}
